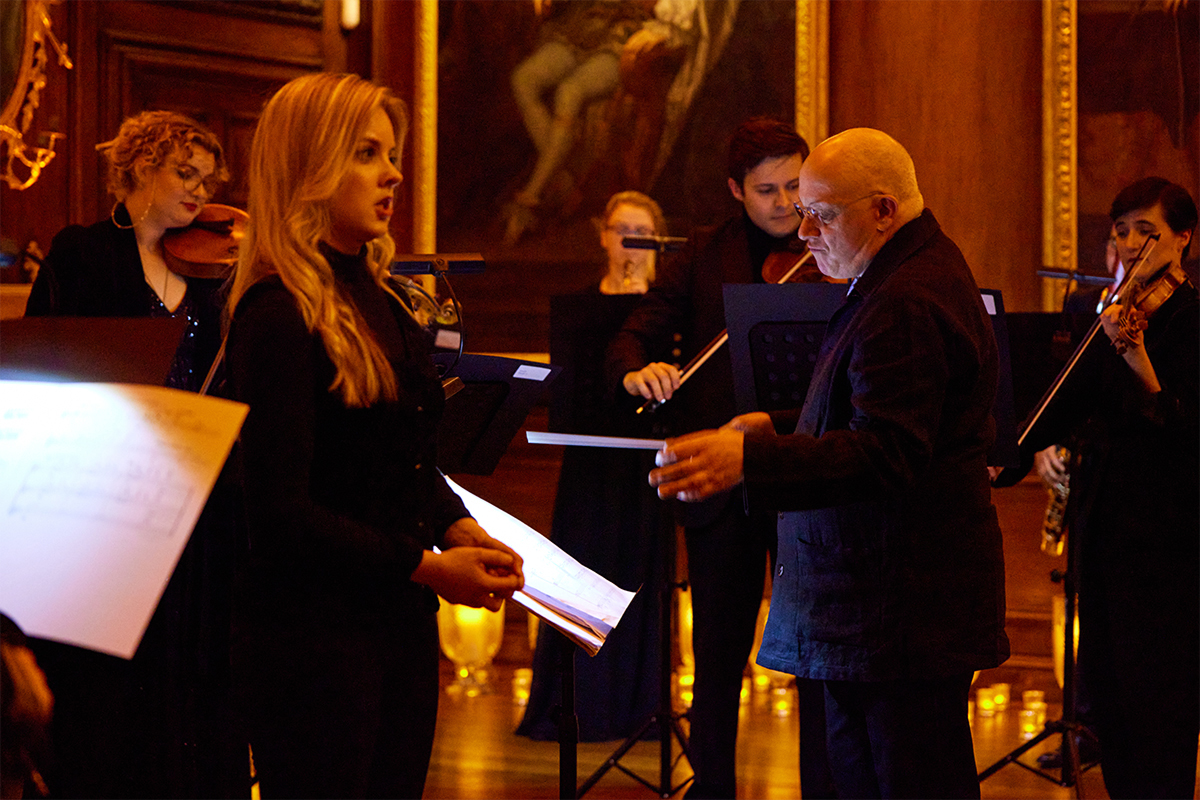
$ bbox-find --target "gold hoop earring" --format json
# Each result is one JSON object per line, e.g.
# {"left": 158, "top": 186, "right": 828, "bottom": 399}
{"left": 111, "top": 181, "right": 155, "bottom": 230}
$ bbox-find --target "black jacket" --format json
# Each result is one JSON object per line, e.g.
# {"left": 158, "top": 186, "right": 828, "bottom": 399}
{"left": 747, "top": 210, "right": 1010, "bottom": 681}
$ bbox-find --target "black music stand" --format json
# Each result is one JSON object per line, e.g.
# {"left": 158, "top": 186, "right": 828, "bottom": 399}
{"left": 976, "top": 523, "right": 1099, "bottom": 792}
{"left": 433, "top": 352, "right": 560, "bottom": 476}
{"left": 723, "top": 282, "right": 845, "bottom": 414}
{"left": 576, "top": 501, "right": 692, "bottom": 799}
{"left": 978, "top": 311, "right": 1102, "bottom": 793}
{"left": 542, "top": 292, "right": 689, "bottom": 798}
{"left": 0, "top": 316, "right": 187, "bottom": 385}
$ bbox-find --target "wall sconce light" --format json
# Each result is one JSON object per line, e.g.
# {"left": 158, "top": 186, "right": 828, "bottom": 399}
{"left": 1, "top": 0, "right": 73, "bottom": 190}
{"left": 340, "top": 0, "right": 360, "bottom": 31}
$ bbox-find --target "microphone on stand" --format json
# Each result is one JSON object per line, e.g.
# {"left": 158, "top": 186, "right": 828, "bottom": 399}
{"left": 390, "top": 253, "right": 485, "bottom": 275}
{"left": 621, "top": 235, "right": 688, "bottom": 252}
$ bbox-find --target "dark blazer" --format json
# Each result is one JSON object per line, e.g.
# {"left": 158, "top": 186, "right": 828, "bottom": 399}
{"left": 25, "top": 205, "right": 226, "bottom": 390}
{"left": 746, "top": 210, "right": 1010, "bottom": 682}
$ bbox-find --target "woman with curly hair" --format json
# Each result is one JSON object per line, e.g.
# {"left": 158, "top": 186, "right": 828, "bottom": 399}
{"left": 24, "top": 112, "right": 238, "bottom": 797}
{"left": 26, "top": 110, "right": 229, "bottom": 390}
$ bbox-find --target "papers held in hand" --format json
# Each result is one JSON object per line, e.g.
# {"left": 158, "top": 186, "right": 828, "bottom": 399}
{"left": 444, "top": 477, "right": 636, "bottom": 657}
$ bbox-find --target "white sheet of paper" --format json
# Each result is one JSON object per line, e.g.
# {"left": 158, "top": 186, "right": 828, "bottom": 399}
{"left": 0, "top": 381, "right": 248, "bottom": 658}
{"left": 526, "top": 430, "right": 666, "bottom": 450}
{"left": 443, "top": 477, "right": 635, "bottom": 643}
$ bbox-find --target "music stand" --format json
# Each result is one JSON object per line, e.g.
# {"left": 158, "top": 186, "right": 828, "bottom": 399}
{"left": 576, "top": 501, "right": 692, "bottom": 799}
{"left": 542, "top": 292, "right": 690, "bottom": 798}
{"left": 978, "top": 311, "right": 1102, "bottom": 792}
{"left": 723, "top": 283, "right": 845, "bottom": 414}
{"left": 0, "top": 316, "right": 187, "bottom": 385}
{"left": 433, "top": 352, "right": 560, "bottom": 476}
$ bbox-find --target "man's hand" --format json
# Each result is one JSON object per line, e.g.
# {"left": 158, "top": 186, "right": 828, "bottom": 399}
{"left": 623, "top": 362, "right": 681, "bottom": 401}
{"left": 649, "top": 427, "right": 745, "bottom": 501}
{"left": 723, "top": 411, "right": 775, "bottom": 436}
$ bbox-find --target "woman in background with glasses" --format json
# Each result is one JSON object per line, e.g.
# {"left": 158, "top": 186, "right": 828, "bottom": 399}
{"left": 26, "top": 110, "right": 229, "bottom": 391}
{"left": 597, "top": 190, "right": 666, "bottom": 295}
{"left": 518, "top": 190, "right": 670, "bottom": 744}
{"left": 22, "top": 111, "right": 238, "bottom": 798}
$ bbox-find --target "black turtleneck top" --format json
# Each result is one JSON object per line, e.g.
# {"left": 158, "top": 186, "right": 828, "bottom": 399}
{"left": 226, "top": 246, "right": 469, "bottom": 624}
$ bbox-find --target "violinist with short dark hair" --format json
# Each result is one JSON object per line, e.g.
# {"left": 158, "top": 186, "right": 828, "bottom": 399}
{"left": 1023, "top": 177, "right": 1199, "bottom": 800}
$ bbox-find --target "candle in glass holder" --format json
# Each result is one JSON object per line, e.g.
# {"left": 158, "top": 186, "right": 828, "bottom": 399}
{"left": 512, "top": 667, "right": 532, "bottom": 706}
{"left": 990, "top": 682, "right": 1011, "bottom": 710}
{"left": 1022, "top": 689, "right": 1045, "bottom": 708}
{"left": 975, "top": 685, "right": 997, "bottom": 717}
{"left": 1018, "top": 703, "right": 1047, "bottom": 740}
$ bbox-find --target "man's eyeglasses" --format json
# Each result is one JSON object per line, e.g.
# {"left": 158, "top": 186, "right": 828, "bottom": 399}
{"left": 607, "top": 224, "right": 656, "bottom": 238}
{"left": 793, "top": 192, "right": 883, "bottom": 227}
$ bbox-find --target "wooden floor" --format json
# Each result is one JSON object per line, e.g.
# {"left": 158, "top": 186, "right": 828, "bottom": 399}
{"left": 425, "top": 658, "right": 1120, "bottom": 800}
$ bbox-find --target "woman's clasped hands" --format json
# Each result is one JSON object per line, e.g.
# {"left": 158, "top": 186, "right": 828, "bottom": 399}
{"left": 413, "top": 517, "right": 524, "bottom": 611}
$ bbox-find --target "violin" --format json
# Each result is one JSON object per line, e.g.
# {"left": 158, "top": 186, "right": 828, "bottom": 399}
{"left": 1009, "top": 233, "right": 1190, "bottom": 456}
{"left": 162, "top": 203, "right": 249, "bottom": 279}
{"left": 1111, "top": 259, "right": 1189, "bottom": 354}
{"left": 637, "top": 246, "right": 828, "bottom": 414}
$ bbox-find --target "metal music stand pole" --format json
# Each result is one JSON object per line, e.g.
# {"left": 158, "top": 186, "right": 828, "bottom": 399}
{"left": 557, "top": 633, "right": 578, "bottom": 799}
{"left": 577, "top": 499, "right": 692, "bottom": 798}
{"left": 576, "top": 236, "right": 693, "bottom": 798}
{"left": 977, "top": 513, "right": 1098, "bottom": 796}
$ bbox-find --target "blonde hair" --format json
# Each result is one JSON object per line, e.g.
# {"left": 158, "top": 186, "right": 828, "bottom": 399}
{"left": 96, "top": 110, "right": 228, "bottom": 200}
{"left": 227, "top": 73, "right": 410, "bottom": 408}
{"left": 603, "top": 190, "right": 666, "bottom": 284}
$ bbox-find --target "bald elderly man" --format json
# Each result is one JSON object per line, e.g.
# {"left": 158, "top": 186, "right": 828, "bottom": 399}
{"left": 649, "top": 128, "right": 1009, "bottom": 799}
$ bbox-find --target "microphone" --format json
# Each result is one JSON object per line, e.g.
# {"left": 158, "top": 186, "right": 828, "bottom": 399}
{"left": 391, "top": 253, "right": 486, "bottom": 275}
{"left": 621, "top": 235, "right": 688, "bottom": 252}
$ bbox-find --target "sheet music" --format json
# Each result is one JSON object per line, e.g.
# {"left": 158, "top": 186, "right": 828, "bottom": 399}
{"left": 0, "top": 381, "right": 248, "bottom": 658}
{"left": 443, "top": 477, "right": 635, "bottom": 656}
{"left": 526, "top": 430, "right": 666, "bottom": 450}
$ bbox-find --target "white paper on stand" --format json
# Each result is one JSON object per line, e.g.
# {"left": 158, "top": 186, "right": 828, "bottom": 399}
{"left": 443, "top": 476, "right": 636, "bottom": 656}
{"left": 0, "top": 381, "right": 248, "bottom": 659}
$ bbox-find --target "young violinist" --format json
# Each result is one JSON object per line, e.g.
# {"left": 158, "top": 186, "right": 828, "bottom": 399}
{"left": 1022, "top": 177, "right": 1198, "bottom": 799}
{"left": 26, "top": 110, "right": 229, "bottom": 391}
{"left": 224, "top": 72, "right": 523, "bottom": 798}
{"left": 605, "top": 117, "right": 835, "bottom": 800}
{"left": 21, "top": 111, "right": 238, "bottom": 799}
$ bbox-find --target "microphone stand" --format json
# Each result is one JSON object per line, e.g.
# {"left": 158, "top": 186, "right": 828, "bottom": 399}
{"left": 577, "top": 234, "right": 694, "bottom": 797}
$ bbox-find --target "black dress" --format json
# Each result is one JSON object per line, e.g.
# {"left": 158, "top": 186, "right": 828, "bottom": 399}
{"left": 225, "top": 246, "right": 470, "bottom": 799}
{"left": 23, "top": 206, "right": 235, "bottom": 798}
{"left": 516, "top": 290, "right": 668, "bottom": 742}
{"left": 1028, "top": 282, "right": 1199, "bottom": 799}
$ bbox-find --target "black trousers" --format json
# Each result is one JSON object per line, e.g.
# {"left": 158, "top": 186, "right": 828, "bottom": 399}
{"left": 682, "top": 500, "right": 770, "bottom": 798}
{"left": 238, "top": 612, "right": 440, "bottom": 799}
{"left": 823, "top": 672, "right": 978, "bottom": 800}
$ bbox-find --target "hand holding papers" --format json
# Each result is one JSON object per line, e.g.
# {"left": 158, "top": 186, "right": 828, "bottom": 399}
{"left": 0, "top": 382, "right": 248, "bottom": 658}
{"left": 444, "top": 477, "right": 635, "bottom": 656}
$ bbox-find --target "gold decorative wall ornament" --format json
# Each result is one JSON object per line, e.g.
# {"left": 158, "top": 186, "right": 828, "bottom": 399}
{"left": 795, "top": 0, "right": 829, "bottom": 150}
{"left": 1042, "top": 0, "right": 1076, "bottom": 311}
{"left": 0, "top": 0, "right": 72, "bottom": 191}
{"left": 412, "top": 0, "right": 437, "bottom": 255}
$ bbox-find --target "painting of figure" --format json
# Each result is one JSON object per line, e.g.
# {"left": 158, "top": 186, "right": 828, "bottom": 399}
{"left": 437, "top": 0, "right": 797, "bottom": 275}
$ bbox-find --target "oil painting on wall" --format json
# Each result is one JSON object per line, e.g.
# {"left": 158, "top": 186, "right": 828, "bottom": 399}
{"left": 436, "top": 0, "right": 799, "bottom": 351}
{"left": 1075, "top": 0, "right": 1197, "bottom": 277}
